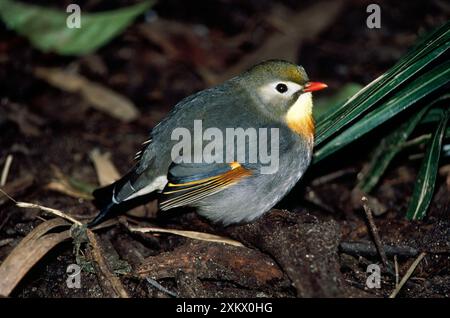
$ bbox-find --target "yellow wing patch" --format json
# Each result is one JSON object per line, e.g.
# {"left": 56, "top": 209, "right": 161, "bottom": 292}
{"left": 160, "top": 162, "right": 252, "bottom": 210}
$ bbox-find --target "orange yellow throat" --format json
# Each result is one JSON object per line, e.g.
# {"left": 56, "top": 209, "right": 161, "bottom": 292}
{"left": 285, "top": 92, "right": 315, "bottom": 140}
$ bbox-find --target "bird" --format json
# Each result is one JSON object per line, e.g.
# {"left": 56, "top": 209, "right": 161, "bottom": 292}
{"left": 89, "top": 60, "right": 327, "bottom": 227}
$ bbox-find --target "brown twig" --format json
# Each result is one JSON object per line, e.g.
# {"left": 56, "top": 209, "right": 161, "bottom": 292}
{"left": 1, "top": 187, "right": 83, "bottom": 226}
{"left": 0, "top": 218, "right": 71, "bottom": 297}
{"left": 394, "top": 255, "right": 399, "bottom": 288}
{"left": 129, "top": 225, "right": 244, "bottom": 247}
{"left": 0, "top": 214, "right": 10, "bottom": 232}
{"left": 16, "top": 202, "right": 82, "bottom": 226}
{"left": 0, "top": 187, "right": 17, "bottom": 204}
{"left": 362, "top": 197, "right": 389, "bottom": 268}
{"left": 339, "top": 241, "right": 419, "bottom": 258}
{"left": 121, "top": 216, "right": 244, "bottom": 247}
{"left": 389, "top": 252, "right": 426, "bottom": 298}
{"left": 86, "top": 230, "right": 129, "bottom": 298}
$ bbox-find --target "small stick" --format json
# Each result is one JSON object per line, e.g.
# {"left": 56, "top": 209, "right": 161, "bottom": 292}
{"left": 0, "top": 188, "right": 17, "bottom": 204}
{"left": 394, "top": 255, "right": 399, "bottom": 288}
{"left": 1, "top": 188, "right": 107, "bottom": 229}
{"left": 339, "top": 241, "right": 418, "bottom": 258}
{"left": 146, "top": 277, "right": 178, "bottom": 298}
{"left": 362, "top": 197, "right": 388, "bottom": 268}
{"left": 389, "top": 252, "right": 426, "bottom": 298}
{"left": 16, "top": 202, "right": 82, "bottom": 226}
{"left": 86, "top": 230, "right": 129, "bottom": 298}
{"left": 0, "top": 155, "right": 13, "bottom": 186}
{"left": 121, "top": 215, "right": 244, "bottom": 247}
{"left": 0, "top": 215, "right": 10, "bottom": 232}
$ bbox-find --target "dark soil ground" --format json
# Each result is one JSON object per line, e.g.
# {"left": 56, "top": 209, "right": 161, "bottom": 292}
{"left": 0, "top": 0, "right": 449, "bottom": 298}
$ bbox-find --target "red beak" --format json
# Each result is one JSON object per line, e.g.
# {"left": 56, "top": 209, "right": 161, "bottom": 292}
{"left": 304, "top": 82, "right": 328, "bottom": 93}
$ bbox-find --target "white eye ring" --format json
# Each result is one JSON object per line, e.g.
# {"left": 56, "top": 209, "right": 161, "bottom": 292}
{"left": 258, "top": 81, "right": 302, "bottom": 104}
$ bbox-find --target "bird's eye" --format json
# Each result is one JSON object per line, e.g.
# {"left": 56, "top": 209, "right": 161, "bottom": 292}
{"left": 276, "top": 83, "right": 288, "bottom": 94}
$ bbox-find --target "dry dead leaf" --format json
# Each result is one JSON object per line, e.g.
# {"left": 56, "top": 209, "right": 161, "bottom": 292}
{"left": 0, "top": 218, "right": 71, "bottom": 297}
{"left": 128, "top": 225, "right": 244, "bottom": 247}
{"left": 89, "top": 148, "right": 121, "bottom": 186}
{"left": 0, "top": 198, "right": 129, "bottom": 298}
{"left": 34, "top": 67, "right": 139, "bottom": 122}
{"left": 45, "top": 165, "right": 93, "bottom": 200}
{"left": 45, "top": 181, "right": 93, "bottom": 200}
{"left": 1, "top": 199, "right": 127, "bottom": 297}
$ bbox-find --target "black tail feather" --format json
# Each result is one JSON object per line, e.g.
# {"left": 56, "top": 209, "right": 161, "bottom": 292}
{"left": 89, "top": 168, "right": 157, "bottom": 226}
{"left": 88, "top": 201, "right": 115, "bottom": 227}
{"left": 92, "top": 182, "right": 116, "bottom": 211}
{"left": 90, "top": 178, "right": 123, "bottom": 227}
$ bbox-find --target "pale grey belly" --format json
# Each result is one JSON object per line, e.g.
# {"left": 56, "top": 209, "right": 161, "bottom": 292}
{"left": 194, "top": 147, "right": 311, "bottom": 225}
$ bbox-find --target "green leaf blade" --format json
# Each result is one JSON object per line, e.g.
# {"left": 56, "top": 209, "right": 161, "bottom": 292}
{"left": 357, "top": 105, "right": 431, "bottom": 193}
{"left": 0, "top": 0, "right": 154, "bottom": 55}
{"left": 406, "top": 109, "right": 449, "bottom": 220}
{"left": 315, "top": 22, "right": 450, "bottom": 146}
{"left": 314, "top": 60, "right": 450, "bottom": 162}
